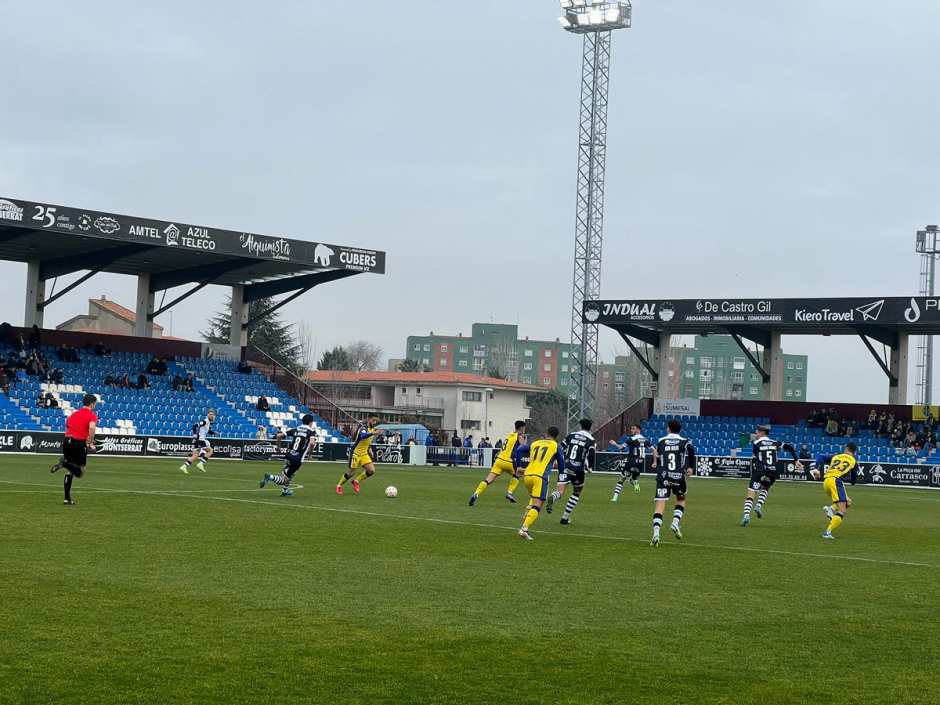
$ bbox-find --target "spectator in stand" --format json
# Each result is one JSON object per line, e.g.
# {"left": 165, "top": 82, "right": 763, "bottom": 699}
{"left": 135, "top": 373, "right": 151, "bottom": 390}
{"left": 25, "top": 352, "right": 43, "bottom": 377}
{"left": 238, "top": 360, "right": 252, "bottom": 374}
{"left": 104, "top": 373, "right": 116, "bottom": 387}
{"left": 183, "top": 373, "right": 195, "bottom": 392}
{"left": 172, "top": 374, "right": 184, "bottom": 391}
{"left": 867, "top": 409, "right": 878, "bottom": 429}
{"left": 28, "top": 324, "right": 41, "bottom": 350}
{"left": 49, "top": 367, "right": 64, "bottom": 384}
{"left": 146, "top": 356, "right": 162, "bottom": 375}
{"left": 93, "top": 341, "right": 111, "bottom": 356}
{"left": 256, "top": 426, "right": 268, "bottom": 440}
{"left": 256, "top": 395, "right": 270, "bottom": 412}
{"left": 0, "top": 368, "right": 8, "bottom": 395}
{"left": 824, "top": 415, "right": 841, "bottom": 437}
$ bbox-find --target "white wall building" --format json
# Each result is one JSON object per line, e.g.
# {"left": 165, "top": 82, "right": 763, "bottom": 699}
{"left": 305, "top": 371, "right": 542, "bottom": 440}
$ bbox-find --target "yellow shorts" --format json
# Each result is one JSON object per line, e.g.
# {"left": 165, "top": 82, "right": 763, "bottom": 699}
{"left": 349, "top": 451, "right": 373, "bottom": 470}
{"left": 524, "top": 473, "right": 549, "bottom": 501}
{"left": 490, "top": 458, "right": 516, "bottom": 476}
{"left": 823, "top": 476, "right": 848, "bottom": 503}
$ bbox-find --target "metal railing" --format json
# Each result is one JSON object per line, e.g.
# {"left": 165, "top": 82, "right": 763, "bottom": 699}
{"left": 245, "top": 347, "right": 360, "bottom": 436}
{"left": 593, "top": 396, "right": 653, "bottom": 447}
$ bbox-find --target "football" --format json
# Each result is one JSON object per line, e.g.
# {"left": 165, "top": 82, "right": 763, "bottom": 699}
{"left": 385, "top": 486, "right": 398, "bottom": 498}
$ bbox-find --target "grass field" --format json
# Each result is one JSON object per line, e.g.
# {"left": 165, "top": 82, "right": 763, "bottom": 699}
{"left": 2, "top": 455, "right": 939, "bottom": 705}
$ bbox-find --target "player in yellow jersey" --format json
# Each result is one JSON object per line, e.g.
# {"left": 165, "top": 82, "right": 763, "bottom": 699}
{"left": 468, "top": 420, "right": 526, "bottom": 506}
{"left": 811, "top": 442, "right": 858, "bottom": 539}
{"left": 512, "top": 426, "right": 565, "bottom": 540}
{"left": 336, "top": 415, "right": 380, "bottom": 495}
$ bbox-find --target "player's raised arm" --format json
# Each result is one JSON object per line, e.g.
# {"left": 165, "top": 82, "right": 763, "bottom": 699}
{"left": 554, "top": 443, "right": 566, "bottom": 473}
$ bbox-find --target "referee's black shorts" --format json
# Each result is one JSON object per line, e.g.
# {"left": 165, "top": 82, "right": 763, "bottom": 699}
{"left": 63, "top": 437, "right": 88, "bottom": 468}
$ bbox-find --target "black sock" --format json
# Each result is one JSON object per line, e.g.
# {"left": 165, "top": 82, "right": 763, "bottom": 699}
{"left": 64, "top": 473, "right": 73, "bottom": 501}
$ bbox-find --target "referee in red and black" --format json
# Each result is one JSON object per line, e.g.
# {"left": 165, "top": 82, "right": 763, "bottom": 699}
{"left": 51, "top": 393, "right": 99, "bottom": 505}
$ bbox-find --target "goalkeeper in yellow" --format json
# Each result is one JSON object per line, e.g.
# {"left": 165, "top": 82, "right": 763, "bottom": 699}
{"left": 336, "top": 415, "right": 380, "bottom": 495}
{"left": 468, "top": 420, "right": 526, "bottom": 506}
{"left": 511, "top": 426, "right": 564, "bottom": 540}
{"left": 813, "top": 442, "right": 858, "bottom": 539}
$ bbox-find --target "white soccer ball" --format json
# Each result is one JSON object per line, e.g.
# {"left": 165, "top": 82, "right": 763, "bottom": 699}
{"left": 385, "top": 485, "right": 398, "bottom": 498}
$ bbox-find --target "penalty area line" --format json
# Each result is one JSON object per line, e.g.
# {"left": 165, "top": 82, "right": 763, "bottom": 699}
{"left": 8, "top": 479, "right": 929, "bottom": 570}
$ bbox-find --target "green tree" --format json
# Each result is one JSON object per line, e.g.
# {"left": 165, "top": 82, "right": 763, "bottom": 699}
{"left": 525, "top": 389, "right": 569, "bottom": 437}
{"left": 398, "top": 358, "right": 422, "bottom": 372}
{"left": 202, "top": 296, "right": 302, "bottom": 371}
{"left": 317, "top": 346, "right": 352, "bottom": 371}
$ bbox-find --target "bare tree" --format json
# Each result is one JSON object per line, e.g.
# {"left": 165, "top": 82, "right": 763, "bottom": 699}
{"left": 297, "top": 322, "right": 318, "bottom": 375}
{"left": 346, "top": 340, "right": 384, "bottom": 372}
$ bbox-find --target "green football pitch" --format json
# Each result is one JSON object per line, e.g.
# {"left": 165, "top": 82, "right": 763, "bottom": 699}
{"left": 2, "top": 456, "right": 938, "bottom": 705}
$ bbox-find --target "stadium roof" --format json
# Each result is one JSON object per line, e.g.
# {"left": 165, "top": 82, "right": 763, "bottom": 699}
{"left": 0, "top": 196, "right": 385, "bottom": 289}
{"left": 306, "top": 371, "right": 545, "bottom": 392}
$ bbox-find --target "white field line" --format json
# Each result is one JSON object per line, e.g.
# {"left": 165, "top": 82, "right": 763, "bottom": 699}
{"left": 2, "top": 478, "right": 936, "bottom": 570}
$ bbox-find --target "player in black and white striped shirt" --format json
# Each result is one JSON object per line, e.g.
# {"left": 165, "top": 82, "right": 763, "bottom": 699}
{"left": 650, "top": 419, "right": 695, "bottom": 547}
{"left": 740, "top": 425, "right": 800, "bottom": 526}
{"left": 611, "top": 424, "right": 651, "bottom": 500}
{"left": 260, "top": 414, "right": 318, "bottom": 497}
{"left": 180, "top": 409, "right": 216, "bottom": 474}
{"left": 546, "top": 419, "right": 596, "bottom": 526}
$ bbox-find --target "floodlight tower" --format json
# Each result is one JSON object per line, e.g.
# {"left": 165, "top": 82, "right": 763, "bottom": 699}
{"left": 559, "top": 0, "right": 632, "bottom": 430}
{"left": 915, "top": 224, "right": 940, "bottom": 405}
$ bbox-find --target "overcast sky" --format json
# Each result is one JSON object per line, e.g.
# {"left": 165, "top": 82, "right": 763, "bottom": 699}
{"left": 1, "top": 0, "right": 938, "bottom": 404}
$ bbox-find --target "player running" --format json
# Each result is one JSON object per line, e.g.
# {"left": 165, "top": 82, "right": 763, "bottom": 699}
{"left": 813, "top": 442, "right": 858, "bottom": 540}
{"left": 610, "top": 423, "right": 651, "bottom": 501}
{"left": 336, "top": 415, "right": 379, "bottom": 495}
{"left": 513, "top": 426, "right": 565, "bottom": 540}
{"left": 180, "top": 409, "right": 217, "bottom": 474}
{"left": 50, "top": 393, "right": 99, "bottom": 505}
{"left": 468, "top": 420, "right": 526, "bottom": 506}
{"left": 650, "top": 419, "right": 695, "bottom": 547}
{"left": 260, "top": 414, "right": 318, "bottom": 497}
{"left": 740, "top": 424, "right": 801, "bottom": 526}
{"left": 546, "top": 419, "right": 596, "bottom": 525}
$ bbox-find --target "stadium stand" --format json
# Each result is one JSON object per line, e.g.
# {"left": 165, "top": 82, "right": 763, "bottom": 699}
{"left": 1, "top": 346, "right": 349, "bottom": 442}
{"left": 639, "top": 414, "right": 939, "bottom": 464}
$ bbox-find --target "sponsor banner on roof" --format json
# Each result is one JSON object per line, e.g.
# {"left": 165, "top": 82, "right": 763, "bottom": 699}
{"left": 583, "top": 298, "right": 940, "bottom": 330}
{"left": 1, "top": 197, "right": 386, "bottom": 274}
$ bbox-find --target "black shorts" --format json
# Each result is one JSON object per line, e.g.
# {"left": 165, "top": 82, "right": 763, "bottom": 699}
{"left": 622, "top": 461, "right": 644, "bottom": 477}
{"left": 655, "top": 473, "right": 687, "bottom": 501}
{"left": 557, "top": 465, "right": 586, "bottom": 486}
{"left": 749, "top": 467, "right": 777, "bottom": 491}
{"left": 193, "top": 439, "right": 211, "bottom": 451}
{"left": 283, "top": 454, "right": 303, "bottom": 476}
{"left": 63, "top": 437, "right": 88, "bottom": 470}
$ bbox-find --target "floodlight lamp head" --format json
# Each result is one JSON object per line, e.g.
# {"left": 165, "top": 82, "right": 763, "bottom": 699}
{"left": 559, "top": 0, "right": 631, "bottom": 33}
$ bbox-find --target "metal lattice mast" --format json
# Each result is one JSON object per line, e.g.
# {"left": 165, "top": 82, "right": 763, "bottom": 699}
{"left": 560, "top": 1, "right": 631, "bottom": 431}
{"left": 915, "top": 225, "right": 940, "bottom": 406}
